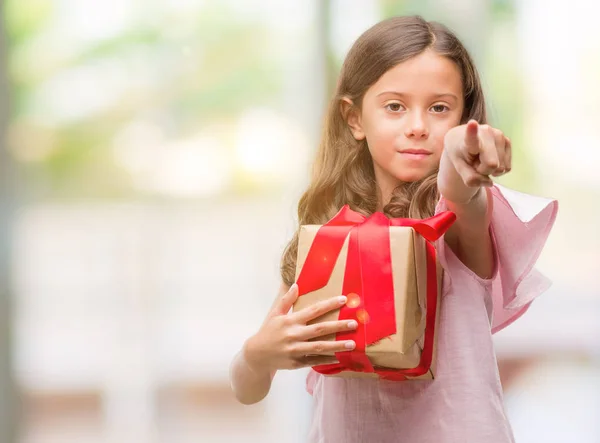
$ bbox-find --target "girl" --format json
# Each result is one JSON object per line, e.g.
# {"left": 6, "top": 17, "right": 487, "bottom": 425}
{"left": 230, "top": 15, "right": 558, "bottom": 443}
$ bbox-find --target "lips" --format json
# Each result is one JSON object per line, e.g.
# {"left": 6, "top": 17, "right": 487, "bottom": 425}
{"left": 399, "top": 149, "right": 432, "bottom": 155}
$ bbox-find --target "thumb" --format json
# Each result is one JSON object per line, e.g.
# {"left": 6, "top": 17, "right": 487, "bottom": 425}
{"left": 275, "top": 283, "right": 299, "bottom": 316}
{"left": 464, "top": 120, "right": 480, "bottom": 154}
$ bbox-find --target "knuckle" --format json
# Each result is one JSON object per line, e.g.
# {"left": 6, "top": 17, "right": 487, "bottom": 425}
{"left": 283, "top": 329, "right": 297, "bottom": 342}
{"left": 313, "top": 324, "right": 326, "bottom": 337}
{"left": 286, "top": 343, "right": 298, "bottom": 355}
{"left": 309, "top": 305, "right": 321, "bottom": 317}
{"left": 279, "top": 315, "right": 292, "bottom": 327}
{"left": 312, "top": 343, "right": 325, "bottom": 354}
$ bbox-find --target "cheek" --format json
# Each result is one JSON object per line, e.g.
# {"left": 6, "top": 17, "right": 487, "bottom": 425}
{"left": 364, "top": 115, "right": 398, "bottom": 149}
{"left": 431, "top": 132, "right": 446, "bottom": 154}
{"left": 366, "top": 112, "right": 391, "bottom": 132}
{"left": 431, "top": 121, "right": 458, "bottom": 152}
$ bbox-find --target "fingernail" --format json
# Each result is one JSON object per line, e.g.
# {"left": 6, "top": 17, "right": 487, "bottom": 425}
{"left": 338, "top": 296, "right": 347, "bottom": 304}
{"left": 345, "top": 341, "right": 356, "bottom": 349}
{"left": 347, "top": 320, "right": 358, "bottom": 329}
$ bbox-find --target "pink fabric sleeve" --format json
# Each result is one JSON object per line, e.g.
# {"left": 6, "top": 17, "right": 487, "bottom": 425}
{"left": 306, "top": 368, "right": 318, "bottom": 396}
{"left": 436, "top": 184, "right": 558, "bottom": 334}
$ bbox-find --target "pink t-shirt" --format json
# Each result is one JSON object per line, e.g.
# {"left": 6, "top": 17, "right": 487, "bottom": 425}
{"left": 306, "top": 185, "right": 558, "bottom": 443}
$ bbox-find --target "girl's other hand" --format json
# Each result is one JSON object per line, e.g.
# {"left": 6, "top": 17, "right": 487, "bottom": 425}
{"left": 243, "top": 284, "right": 357, "bottom": 375}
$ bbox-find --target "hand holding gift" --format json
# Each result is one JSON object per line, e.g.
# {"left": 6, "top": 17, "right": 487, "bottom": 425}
{"left": 243, "top": 284, "right": 359, "bottom": 374}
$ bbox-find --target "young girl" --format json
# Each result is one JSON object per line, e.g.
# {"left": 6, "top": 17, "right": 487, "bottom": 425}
{"left": 230, "top": 15, "right": 558, "bottom": 442}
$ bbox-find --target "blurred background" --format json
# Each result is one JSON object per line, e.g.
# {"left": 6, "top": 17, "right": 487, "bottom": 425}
{"left": 0, "top": 0, "right": 598, "bottom": 442}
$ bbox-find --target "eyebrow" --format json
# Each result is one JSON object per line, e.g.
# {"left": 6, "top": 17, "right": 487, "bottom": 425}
{"left": 376, "top": 91, "right": 459, "bottom": 100}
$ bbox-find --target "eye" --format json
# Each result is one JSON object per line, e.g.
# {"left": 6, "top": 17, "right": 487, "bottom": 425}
{"left": 431, "top": 104, "right": 449, "bottom": 113}
{"left": 385, "top": 102, "right": 404, "bottom": 112}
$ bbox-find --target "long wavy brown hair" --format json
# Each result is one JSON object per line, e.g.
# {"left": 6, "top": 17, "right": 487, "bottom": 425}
{"left": 281, "top": 15, "right": 488, "bottom": 287}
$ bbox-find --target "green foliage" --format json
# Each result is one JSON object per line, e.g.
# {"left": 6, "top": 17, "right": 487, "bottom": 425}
{"left": 4, "top": 0, "right": 53, "bottom": 43}
{"left": 6, "top": 1, "right": 281, "bottom": 198}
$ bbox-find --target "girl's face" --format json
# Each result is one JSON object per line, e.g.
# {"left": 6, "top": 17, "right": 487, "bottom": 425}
{"left": 345, "top": 49, "right": 465, "bottom": 199}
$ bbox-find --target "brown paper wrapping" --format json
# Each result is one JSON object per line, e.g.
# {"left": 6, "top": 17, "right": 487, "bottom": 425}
{"left": 292, "top": 224, "right": 442, "bottom": 380}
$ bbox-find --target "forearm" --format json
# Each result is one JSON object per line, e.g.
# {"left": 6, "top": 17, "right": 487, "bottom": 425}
{"left": 229, "top": 341, "right": 275, "bottom": 405}
{"left": 438, "top": 150, "right": 494, "bottom": 278}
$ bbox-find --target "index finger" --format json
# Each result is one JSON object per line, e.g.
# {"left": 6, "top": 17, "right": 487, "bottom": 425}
{"left": 291, "top": 295, "right": 347, "bottom": 324}
{"left": 464, "top": 120, "right": 480, "bottom": 155}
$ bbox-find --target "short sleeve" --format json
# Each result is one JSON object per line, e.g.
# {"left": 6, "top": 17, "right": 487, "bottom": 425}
{"left": 435, "top": 184, "right": 558, "bottom": 334}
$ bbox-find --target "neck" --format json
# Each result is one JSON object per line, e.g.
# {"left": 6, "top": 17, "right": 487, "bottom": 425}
{"left": 373, "top": 166, "right": 401, "bottom": 212}
{"left": 376, "top": 183, "right": 395, "bottom": 212}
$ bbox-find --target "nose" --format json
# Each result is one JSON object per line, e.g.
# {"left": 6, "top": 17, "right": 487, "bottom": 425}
{"left": 404, "top": 112, "right": 429, "bottom": 139}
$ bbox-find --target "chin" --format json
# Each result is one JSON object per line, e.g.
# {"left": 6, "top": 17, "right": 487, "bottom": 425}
{"left": 393, "top": 170, "right": 432, "bottom": 183}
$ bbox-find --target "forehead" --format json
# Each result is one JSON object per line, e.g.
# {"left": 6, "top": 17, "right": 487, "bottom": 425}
{"left": 369, "top": 50, "right": 463, "bottom": 98}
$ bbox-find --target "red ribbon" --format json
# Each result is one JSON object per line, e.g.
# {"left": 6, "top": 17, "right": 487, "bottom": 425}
{"left": 296, "top": 205, "right": 455, "bottom": 380}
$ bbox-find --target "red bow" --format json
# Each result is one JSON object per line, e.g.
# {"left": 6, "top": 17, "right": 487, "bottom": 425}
{"left": 296, "top": 205, "right": 455, "bottom": 380}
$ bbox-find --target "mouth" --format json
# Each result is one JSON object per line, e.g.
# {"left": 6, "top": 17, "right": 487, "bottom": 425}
{"left": 398, "top": 149, "right": 432, "bottom": 159}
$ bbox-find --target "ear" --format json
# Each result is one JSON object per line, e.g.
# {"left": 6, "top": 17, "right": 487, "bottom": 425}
{"left": 340, "top": 97, "right": 365, "bottom": 141}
